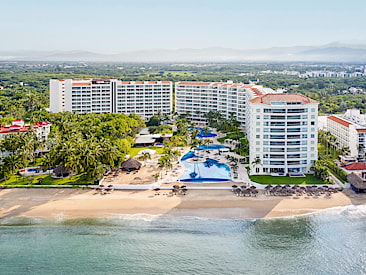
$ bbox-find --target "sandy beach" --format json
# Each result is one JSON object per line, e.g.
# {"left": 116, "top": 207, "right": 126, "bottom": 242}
{"left": 1, "top": 188, "right": 366, "bottom": 220}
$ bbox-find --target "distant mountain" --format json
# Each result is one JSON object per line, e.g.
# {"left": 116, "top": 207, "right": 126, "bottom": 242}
{"left": 1, "top": 43, "right": 366, "bottom": 62}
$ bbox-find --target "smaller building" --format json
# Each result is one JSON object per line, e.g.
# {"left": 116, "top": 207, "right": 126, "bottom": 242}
{"left": 327, "top": 109, "right": 366, "bottom": 160}
{"left": 0, "top": 120, "right": 51, "bottom": 140}
{"left": 134, "top": 133, "right": 173, "bottom": 147}
{"left": 347, "top": 172, "right": 366, "bottom": 193}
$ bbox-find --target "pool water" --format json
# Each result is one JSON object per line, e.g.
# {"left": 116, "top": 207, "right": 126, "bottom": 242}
{"left": 179, "top": 151, "right": 231, "bottom": 182}
{"left": 188, "top": 127, "right": 217, "bottom": 138}
{"left": 198, "top": 144, "right": 226, "bottom": 150}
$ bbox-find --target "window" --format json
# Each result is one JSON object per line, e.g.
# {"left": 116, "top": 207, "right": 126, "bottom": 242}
{"left": 311, "top": 108, "right": 315, "bottom": 112}
{"left": 256, "top": 135, "right": 260, "bottom": 138}
{"left": 256, "top": 122, "right": 260, "bottom": 126}
{"left": 263, "top": 141, "right": 269, "bottom": 145}
{"left": 311, "top": 134, "right": 315, "bottom": 138}
{"left": 264, "top": 135, "right": 269, "bottom": 139}
{"left": 256, "top": 115, "right": 260, "bottom": 119}
{"left": 256, "top": 141, "right": 260, "bottom": 145}
{"left": 256, "top": 109, "right": 260, "bottom": 112}
{"left": 311, "top": 121, "right": 315, "bottom": 125}
{"left": 256, "top": 148, "right": 260, "bottom": 152}
{"left": 263, "top": 147, "right": 269, "bottom": 152}
{"left": 256, "top": 128, "right": 260, "bottom": 132}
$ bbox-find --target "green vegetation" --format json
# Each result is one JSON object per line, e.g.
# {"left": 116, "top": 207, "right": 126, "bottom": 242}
{"left": 249, "top": 174, "right": 325, "bottom": 185}
{"left": 1, "top": 62, "right": 365, "bottom": 117}
{"left": 2, "top": 173, "right": 89, "bottom": 186}
{"left": 0, "top": 112, "right": 145, "bottom": 185}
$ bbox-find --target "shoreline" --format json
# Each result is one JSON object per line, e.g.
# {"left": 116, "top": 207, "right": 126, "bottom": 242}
{"left": 1, "top": 188, "right": 365, "bottom": 221}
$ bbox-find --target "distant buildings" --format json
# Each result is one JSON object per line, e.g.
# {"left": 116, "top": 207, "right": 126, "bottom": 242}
{"left": 327, "top": 109, "right": 366, "bottom": 160}
{"left": 299, "top": 71, "right": 365, "bottom": 78}
{"left": 50, "top": 79, "right": 173, "bottom": 120}
{"left": 247, "top": 94, "right": 318, "bottom": 175}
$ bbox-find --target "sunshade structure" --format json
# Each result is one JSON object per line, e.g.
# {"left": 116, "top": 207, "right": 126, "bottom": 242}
{"left": 121, "top": 158, "right": 142, "bottom": 170}
{"left": 348, "top": 172, "right": 366, "bottom": 193}
{"left": 138, "top": 149, "right": 156, "bottom": 155}
{"left": 53, "top": 166, "right": 72, "bottom": 178}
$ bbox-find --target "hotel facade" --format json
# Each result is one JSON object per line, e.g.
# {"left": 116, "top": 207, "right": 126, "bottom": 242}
{"left": 175, "top": 81, "right": 319, "bottom": 175}
{"left": 247, "top": 93, "right": 319, "bottom": 175}
{"left": 175, "top": 81, "right": 274, "bottom": 128}
{"left": 50, "top": 79, "right": 173, "bottom": 119}
{"left": 327, "top": 109, "right": 366, "bottom": 160}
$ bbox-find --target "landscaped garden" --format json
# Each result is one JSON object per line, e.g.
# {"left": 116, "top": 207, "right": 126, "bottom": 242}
{"left": 249, "top": 174, "right": 325, "bottom": 185}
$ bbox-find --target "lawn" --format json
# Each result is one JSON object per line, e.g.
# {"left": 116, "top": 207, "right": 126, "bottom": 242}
{"left": 1, "top": 173, "right": 91, "bottom": 186}
{"left": 129, "top": 146, "right": 165, "bottom": 157}
{"left": 249, "top": 174, "right": 325, "bottom": 185}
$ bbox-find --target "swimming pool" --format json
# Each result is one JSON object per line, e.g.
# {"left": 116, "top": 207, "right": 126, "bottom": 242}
{"left": 179, "top": 151, "right": 231, "bottom": 182}
{"left": 198, "top": 144, "right": 226, "bottom": 150}
{"left": 188, "top": 127, "right": 217, "bottom": 138}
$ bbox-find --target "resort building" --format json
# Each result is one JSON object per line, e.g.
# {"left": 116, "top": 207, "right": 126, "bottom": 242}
{"left": 327, "top": 109, "right": 366, "bottom": 160}
{"left": 247, "top": 94, "right": 319, "bottom": 175}
{"left": 0, "top": 119, "right": 51, "bottom": 140}
{"left": 50, "top": 79, "right": 173, "bottom": 120}
{"left": 0, "top": 119, "right": 52, "bottom": 159}
{"left": 175, "top": 81, "right": 275, "bottom": 128}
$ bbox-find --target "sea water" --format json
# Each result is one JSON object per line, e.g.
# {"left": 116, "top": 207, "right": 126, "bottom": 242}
{"left": 1, "top": 206, "right": 366, "bottom": 274}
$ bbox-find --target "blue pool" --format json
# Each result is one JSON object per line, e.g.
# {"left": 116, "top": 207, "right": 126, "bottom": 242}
{"left": 179, "top": 151, "right": 231, "bottom": 182}
{"left": 198, "top": 144, "right": 226, "bottom": 150}
{"left": 188, "top": 127, "right": 217, "bottom": 138}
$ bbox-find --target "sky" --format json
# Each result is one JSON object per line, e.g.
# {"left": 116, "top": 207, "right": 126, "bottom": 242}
{"left": 1, "top": 0, "right": 365, "bottom": 52}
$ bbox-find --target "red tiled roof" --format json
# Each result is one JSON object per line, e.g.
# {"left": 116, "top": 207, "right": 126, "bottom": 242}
{"left": 58, "top": 79, "right": 65, "bottom": 81}
{"left": 177, "top": 82, "right": 211, "bottom": 86}
{"left": 345, "top": 162, "right": 366, "bottom": 171}
{"left": 328, "top": 116, "right": 352, "bottom": 128}
{"left": 135, "top": 81, "right": 144, "bottom": 84}
{"left": 0, "top": 121, "right": 51, "bottom": 134}
{"left": 72, "top": 83, "right": 91, "bottom": 86}
{"left": 250, "top": 94, "right": 318, "bottom": 105}
{"left": 356, "top": 129, "right": 366, "bottom": 133}
{"left": 120, "top": 81, "right": 130, "bottom": 84}
{"left": 161, "top": 81, "right": 171, "bottom": 84}
{"left": 148, "top": 81, "right": 157, "bottom": 84}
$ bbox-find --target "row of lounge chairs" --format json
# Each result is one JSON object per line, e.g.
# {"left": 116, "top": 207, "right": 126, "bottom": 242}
{"left": 153, "top": 185, "right": 188, "bottom": 196}
{"left": 232, "top": 185, "right": 258, "bottom": 197}
{"left": 264, "top": 184, "right": 338, "bottom": 198}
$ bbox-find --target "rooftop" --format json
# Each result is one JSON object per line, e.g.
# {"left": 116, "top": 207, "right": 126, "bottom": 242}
{"left": 345, "top": 162, "right": 366, "bottom": 171}
{"left": 327, "top": 110, "right": 366, "bottom": 130}
{"left": 250, "top": 93, "right": 318, "bottom": 105}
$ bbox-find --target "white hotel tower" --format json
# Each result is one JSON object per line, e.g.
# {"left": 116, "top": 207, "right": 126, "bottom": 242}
{"left": 50, "top": 79, "right": 172, "bottom": 119}
{"left": 175, "top": 81, "right": 274, "bottom": 128}
{"left": 247, "top": 93, "right": 318, "bottom": 175}
{"left": 175, "top": 81, "right": 318, "bottom": 175}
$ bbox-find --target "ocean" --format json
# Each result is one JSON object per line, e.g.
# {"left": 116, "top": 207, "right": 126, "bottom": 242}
{"left": 1, "top": 206, "right": 366, "bottom": 275}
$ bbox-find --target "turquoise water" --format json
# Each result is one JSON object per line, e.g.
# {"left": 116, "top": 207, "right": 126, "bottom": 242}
{"left": 180, "top": 151, "right": 231, "bottom": 182}
{"left": 188, "top": 127, "right": 217, "bottom": 138}
{"left": 1, "top": 206, "right": 366, "bottom": 274}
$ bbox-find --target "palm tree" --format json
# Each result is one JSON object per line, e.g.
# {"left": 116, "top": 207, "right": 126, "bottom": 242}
{"left": 251, "top": 157, "right": 262, "bottom": 173}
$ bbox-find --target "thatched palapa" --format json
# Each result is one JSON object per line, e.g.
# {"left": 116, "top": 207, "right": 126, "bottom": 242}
{"left": 121, "top": 158, "right": 142, "bottom": 170}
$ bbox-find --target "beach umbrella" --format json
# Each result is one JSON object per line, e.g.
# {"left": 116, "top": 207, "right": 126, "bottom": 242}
{"left": 108, "top": 185, "right": 113, "bottom": 188}
{"left": 250, "top": 186, "right": 257, "bottom": 190}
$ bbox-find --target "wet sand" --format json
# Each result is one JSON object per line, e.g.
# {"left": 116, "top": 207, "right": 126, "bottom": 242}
{"left": 0, "top": 188, "right": 365, "bottom": 220}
